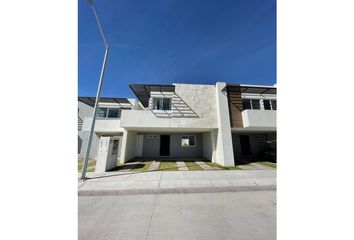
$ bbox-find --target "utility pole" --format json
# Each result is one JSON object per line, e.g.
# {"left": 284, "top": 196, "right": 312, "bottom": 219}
{"left": 81, "top": 0, "right": 109, "bottom": 180}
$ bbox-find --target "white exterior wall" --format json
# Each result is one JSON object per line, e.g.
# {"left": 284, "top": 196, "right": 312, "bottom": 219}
{"left": 95, "top": 136, "right": 122, "bottom": 173}
{"left": 215, "top": 82, "right": 235, "bottom": 166}
{"left": 78, "top": 101, "right": 99, "bottom": 159}
{"left": 120, "top": 84, "right": 218, "bottom": 129}
{"left": 202, "top": 130, "right": 217, "bottom": 162}
{"left": 81, "top": 118, "right": 124, "bottom": 133}
{"left": 78, "top": 99, "right": 135, "bottom": 159}
{"left": 242, "top": 110, "right": 276, "bottom": 129}
{"left": 119, "top": 130, "right": 137, "bottom": 163}
{"left": 78, "top": 131, "right": 100, "bottom": 159}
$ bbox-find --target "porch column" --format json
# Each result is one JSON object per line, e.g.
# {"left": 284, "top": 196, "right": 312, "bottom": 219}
{"left": 215, "top": 82, "right": 235, "bottom": 166}
{"left": 119, "top": 130, "right": 137, "bottom": 164}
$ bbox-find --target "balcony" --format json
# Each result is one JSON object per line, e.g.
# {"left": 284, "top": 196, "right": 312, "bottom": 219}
{"left": 120, "top": 110, "right": 217, "bottom": 130}
{"left": 81, "top": 117, "right": 124, "bottom": 133}
{"left": 242, "top": 110, "right": 276, "bottom": 129}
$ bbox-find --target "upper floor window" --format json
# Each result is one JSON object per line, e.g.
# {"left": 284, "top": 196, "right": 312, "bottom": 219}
{"left": 263, "top": 99, "right": 277, "bottom": 110}
{"left": 242, "top": 99, "right": 260, "bottom": 110}
{"left": 97, "top": 107, "right": 121, "bottom": 118}
{"left": 263, "top": 99, "right": 272, "bottom": 110}
{"left": 242, "top": 99, "right": 276, "bottom": 110}
{"left": 251, "top": 99, "right": 260, "bottom": 109}
{"left": 97, "top": 107, "right": 108, "bottom": 118}
{"left": 153, "top": 98, "right": 172, "bottom": 111}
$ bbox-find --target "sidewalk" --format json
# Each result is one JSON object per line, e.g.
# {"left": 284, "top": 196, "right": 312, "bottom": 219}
{"left": 78, "top": 170, "right": 276, "bottom": 196}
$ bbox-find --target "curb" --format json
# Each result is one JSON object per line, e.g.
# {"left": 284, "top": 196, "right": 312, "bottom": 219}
{"left": 78, "top": 185, "right": 276, "bottom": 196}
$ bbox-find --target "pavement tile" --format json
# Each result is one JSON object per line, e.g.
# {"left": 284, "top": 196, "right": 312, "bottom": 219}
{"left": 227, "top": 179, "right": 258, "bottom": 187}
{"left": 148, "top": 161, "right": 160, "bottom": 171}
{"left": 254, "top": 178, "right": 277, "bottom": 186}
{"left": 176, "top": 161, "right": 188, "bottom": 171}
{"left": 159, "top": 179, "right": 213, "bottom": 189}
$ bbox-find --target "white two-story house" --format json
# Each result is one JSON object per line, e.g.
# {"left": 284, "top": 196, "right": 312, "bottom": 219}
{"left": 78, "top": 82, "right": 276, "bottom": 171}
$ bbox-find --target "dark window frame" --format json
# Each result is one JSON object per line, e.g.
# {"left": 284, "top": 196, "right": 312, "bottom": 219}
{"left": 181, "top": 135, "right": 196, "bottom": 147}
{"left": 153, "top": 97, "right": 172, "bottom": 111}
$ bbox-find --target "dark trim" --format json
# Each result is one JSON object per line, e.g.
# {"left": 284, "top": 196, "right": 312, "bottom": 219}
{"left": 78, "top": 97, "right": 132, "bottom": 107}
{"left": 223, "top": 85, "right": 276, "bottom": 95}
{"left": 129, "top": 84, "right": 175, "bottom": 108}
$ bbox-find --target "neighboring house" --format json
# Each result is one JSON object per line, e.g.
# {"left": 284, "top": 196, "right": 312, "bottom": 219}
{"left": 224, "top": 83, "right": 276, "bottom": 164}
{"left": 78, "top": 97, "right": 136, "bottom": 160}
{"left": 78, "top": 100, "right": 96, "bottom": 159}
{"left": 78, "top": 82, "right": 276, "bottom": 171}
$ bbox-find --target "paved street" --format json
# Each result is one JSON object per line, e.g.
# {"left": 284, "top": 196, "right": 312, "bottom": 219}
{"left": 79, "top": 190, "right": 276, "bottom": 240}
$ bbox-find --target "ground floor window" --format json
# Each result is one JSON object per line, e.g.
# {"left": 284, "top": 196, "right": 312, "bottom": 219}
{"left": 181, "top": 135, "right": 196, "bottom": 147}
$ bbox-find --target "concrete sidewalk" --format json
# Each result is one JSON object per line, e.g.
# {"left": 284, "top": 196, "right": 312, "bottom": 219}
{"left": 78, "top": 170, "right": 276, "bottom": 196}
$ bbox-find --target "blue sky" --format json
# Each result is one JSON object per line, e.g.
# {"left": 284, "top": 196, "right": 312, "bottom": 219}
{"left": 79, "top": 0, "right": 276, "bottom": 98}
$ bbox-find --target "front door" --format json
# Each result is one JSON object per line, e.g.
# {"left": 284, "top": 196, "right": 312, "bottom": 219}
{"left": 240, "top": 135, "right": 252, "bottom": 156}
{"left": 160, "top": 135, "right": 170, "bottom": 156}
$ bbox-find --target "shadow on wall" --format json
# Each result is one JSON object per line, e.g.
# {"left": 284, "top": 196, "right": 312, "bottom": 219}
{"left": 151, "top": 92, "right": 199, "bottom": 119}
{"left": 78, "top": 136, "right": 82, "bottom": 153}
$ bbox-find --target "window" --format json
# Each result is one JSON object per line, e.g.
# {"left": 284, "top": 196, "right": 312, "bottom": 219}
{"left": 97, "top": 107, "right": 108, "bottom": 118}
{"left": 153, "top": 98, "right": 171, "bottom": 111}
{"left": 242, "top": 99, "right": 252, "bottom": 110}
{"left": 251, "top": 99, "right": 260, "bottom": 109}
{"left": 181, "top": 135, "right": 196, "bottom": 147}
{"left": 263, "top": 99, "right": 271, "bottom": 110}
{"left": 97, "top": 107, "right": 121, "bottom": 118}
{"left": 108, "top": 108, "right": 120, "bottom": 118}
{"left": 271, "top": 100, "right": 277, "bottom": 110}
{"left": 243, "top": 99, "right": 261, "bottom": 110}
{"left": 112, "top": 139, "right": 119, "bottom": 155}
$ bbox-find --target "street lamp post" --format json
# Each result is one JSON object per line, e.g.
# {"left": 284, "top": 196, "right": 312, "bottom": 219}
{"left": 81, "top": 0, "right": 109, "bottom": 180}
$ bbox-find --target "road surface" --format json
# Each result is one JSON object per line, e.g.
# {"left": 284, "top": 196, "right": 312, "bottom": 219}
{"left": 79, "top": 190, "right": 276, "bottom": 240}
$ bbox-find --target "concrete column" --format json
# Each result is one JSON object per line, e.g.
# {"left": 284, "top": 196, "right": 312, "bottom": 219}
{"left": 95, "top": 137, "right": 113, "bottom": 173}
{"left": 215, "top": 82, "right": 235, "bottom": 166}
{"left": 119, "top": 130, "right": 137, "bottom": 164}
{"left": 211, "top": 129, "right": 218, "bottom": 163}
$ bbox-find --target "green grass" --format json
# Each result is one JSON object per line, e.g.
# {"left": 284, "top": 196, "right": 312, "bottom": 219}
{"left": 205, "top": 162, "right": 242, "bottom": 170}
{"left": 78, "top": 160, "right": 96, "bottom": 172}
{"left": 130, "top": 161, "right": 153, "bottom": 172}
{"left": 257, "top": 161, "right": 276, "bottom": 168}
{"left": 158, "top": 161, "right": 178, "bottom": 171}
{"left": 185, "top": 161, "right": 204, "bottom": 171}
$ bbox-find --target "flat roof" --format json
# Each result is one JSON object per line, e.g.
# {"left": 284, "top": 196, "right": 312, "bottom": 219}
{"left": 78, "top": 97, "right": 132, "bottom": 107}
{"left": 129, "top": 84, "right": 175, "bottom": 107}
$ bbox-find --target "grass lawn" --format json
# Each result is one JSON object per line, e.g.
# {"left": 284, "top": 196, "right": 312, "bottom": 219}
{"left": 185, "top": 161, "right": 204, "bottom": 171}
{"left": 256, "top": 161, "right": 276, "bottom": 168}
{"left": 130, "top": 161, "right": 153, "bottom": 172}
{"left": 158, "top": 161, "right": 178, "bottom": 171}
{"left": 205, "top": 162, "right": 242, "bottom": 170}
{"left": 78, "top": 160, "right": 96, "bottom": 172}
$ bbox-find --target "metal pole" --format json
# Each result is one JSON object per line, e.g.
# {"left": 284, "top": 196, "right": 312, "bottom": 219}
{"left": 81, "top": 1, "right": 109, "bottom": 180}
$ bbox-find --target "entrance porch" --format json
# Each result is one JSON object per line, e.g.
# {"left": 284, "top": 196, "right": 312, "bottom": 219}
{"left": 231, "top": 131, "right": 276, "bottom": 165}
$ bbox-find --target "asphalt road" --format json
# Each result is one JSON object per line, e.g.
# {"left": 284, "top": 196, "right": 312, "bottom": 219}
{"left": 79, "top": 190, "right": 276, "bottom": 240}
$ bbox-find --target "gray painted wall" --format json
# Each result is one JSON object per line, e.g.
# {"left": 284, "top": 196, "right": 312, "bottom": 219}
{"left": 141, "top": 133, "right": 203, "bottom": 159}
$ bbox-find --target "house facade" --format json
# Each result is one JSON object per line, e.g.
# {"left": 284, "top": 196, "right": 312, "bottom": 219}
{"left": 78, "top": 97, "right": 136, "bottom": 162}
{"left": 78, "top": 82, "right": 276, "bottom": 172}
